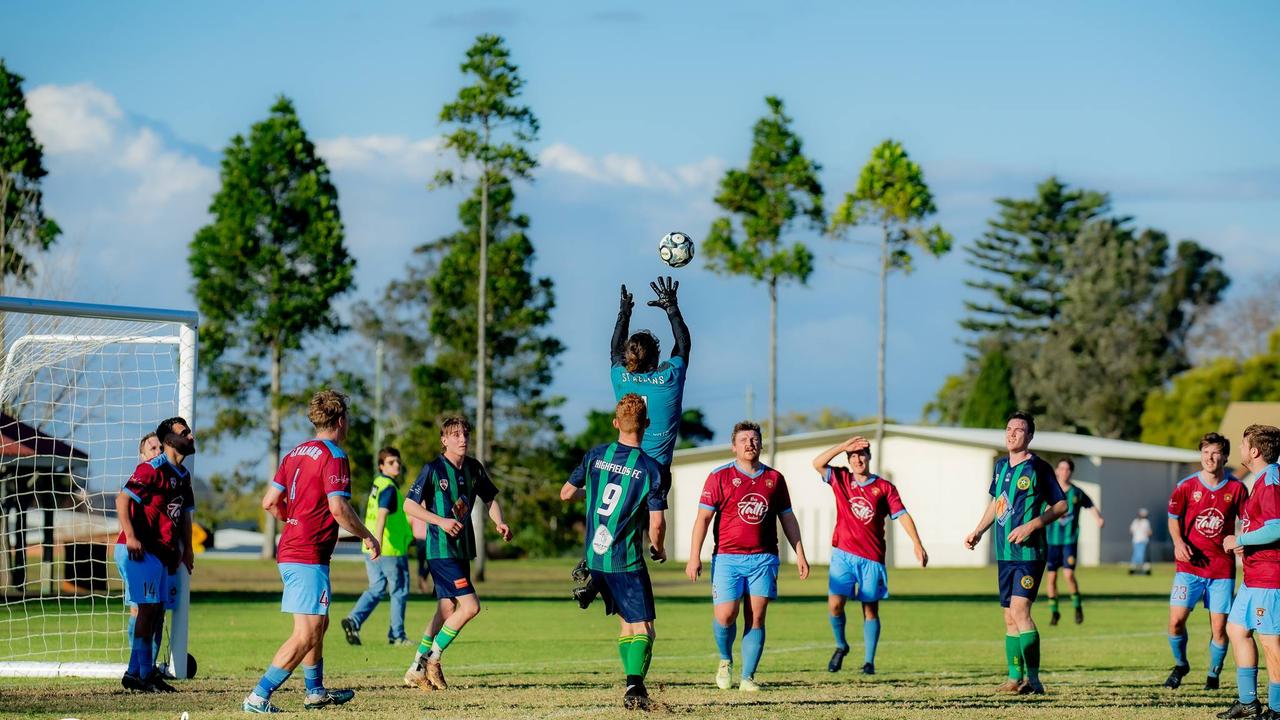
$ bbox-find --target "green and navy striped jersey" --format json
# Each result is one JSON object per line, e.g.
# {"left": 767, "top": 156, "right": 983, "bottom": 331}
{"left": 989, "top": 454, "right": 1065, "bottom": 562}
{"left": 407, "top": 455, "right": 498, "bottom": 561}
{"left": 1045, "top": 484, "right": 1094, "bottom": 546}
{"left": 569, "top": 441, "right": 666, "bottom": 573}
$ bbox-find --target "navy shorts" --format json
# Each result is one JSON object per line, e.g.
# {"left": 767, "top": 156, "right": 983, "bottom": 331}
{"left": 427, "top": 558, "right": 475, "bottom": 599}
{"left": 997, "top": 560, "right": 1046, "bottom": 608}
{"left": 1046, "top": 544, "right": 1078, "bottom": 572}
{"left": 590, "top": 566, "right": 656, "bottom": 623}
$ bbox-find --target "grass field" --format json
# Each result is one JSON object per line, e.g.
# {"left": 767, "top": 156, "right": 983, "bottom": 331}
{"left": 0, "top": 558, "right": 1245, "bottom": 719}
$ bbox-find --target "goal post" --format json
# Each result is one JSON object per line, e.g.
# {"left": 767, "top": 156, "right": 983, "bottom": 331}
{"left": 0, "top": 296, "right": 197, "bottom": 679}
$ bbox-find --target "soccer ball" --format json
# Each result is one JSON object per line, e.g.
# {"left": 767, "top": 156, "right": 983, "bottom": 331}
{"left": 658, "top": 232, "right": 695, "bottom": 268}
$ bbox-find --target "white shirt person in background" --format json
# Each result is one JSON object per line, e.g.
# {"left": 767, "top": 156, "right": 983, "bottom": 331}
{"left": 1130, "top": 508, "right": 1154, "bottom": 575}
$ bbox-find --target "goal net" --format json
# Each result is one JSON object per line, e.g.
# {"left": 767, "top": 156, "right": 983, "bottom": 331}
{"left": 0, "top": 297, "right": 196, "bottom": 678}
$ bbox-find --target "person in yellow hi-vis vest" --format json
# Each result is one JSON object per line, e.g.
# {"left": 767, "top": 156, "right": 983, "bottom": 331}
{"left": 341, "top": 447, "right": 413, "bottom": 645}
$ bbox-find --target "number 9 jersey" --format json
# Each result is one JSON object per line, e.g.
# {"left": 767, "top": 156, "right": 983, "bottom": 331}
{"left": 569, "top": 441, "right": 666, "bottom": 573}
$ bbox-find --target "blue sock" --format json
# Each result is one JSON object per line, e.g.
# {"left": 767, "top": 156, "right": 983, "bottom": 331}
{"left": 830, "top": 613, "right": 848, "bottom": 651}
{"left": 1238, "top": 667, "right": 1258, "bottom": 704}
{"left": 1208, "top": 641, "right": 1228, "bottom": 678}
{"left": 1270, "top": 682, "right": 1280, "bottom": 712}
{"left": 152, "top": 616, "right": 164, "bottom": 663}
{"left": 253, "top": 664, "right": 293, "bottom": 701}
{"left": 126, "top": 614, "right": 136, "bottom": 646}
{"left": 712, "top": 622, "right": 735, "bottom": 662}
{"left": 303, "top": 661, "right": 324, "bottom": 694}
{"left": 741, "top": 627, "right": 766, "bottom": 680}
{"left": 126, "top": 635, "right": 142, "bottom": 676}
{"left": 134, "top": 635, "right": 154, "bottom": 677}
{"left": 1169, "top": 633, "right": 1188, "bottom": 666}
{"left": 863, "top": 618, "right": 881, "bottom": 665}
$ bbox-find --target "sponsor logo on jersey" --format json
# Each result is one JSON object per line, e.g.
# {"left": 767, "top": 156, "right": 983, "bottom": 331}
{"left": 166, "top": 499, "right": 183, "bottom": 520}
{"left": 592, "top": 525, "right": 614, "bottom": 555}
{"left": 737, "top": 493, "right": 769, "bottom": 525}
{"left": 328, "top": 474, "right": 346, "bottom": 487}
{"left": 1194, "top": 508, "right": 1226, "bottom": 538}
{"left": 849, "top": 496, "right": 875, "bottom": 524}
{"left": 702, "top": 490, "right": 714, "bottom": 501}
{"left": 994, "top": 496, "right": 1010, "bottom": 525}
{"left": 1016, "top": 476, "right": 1031, "bottom": 491}
{"left": 1020, "top": 575, "right": 1034, "bottom": 589}
{"left": 454, "top": 577, "right": 470, "bottom": 589}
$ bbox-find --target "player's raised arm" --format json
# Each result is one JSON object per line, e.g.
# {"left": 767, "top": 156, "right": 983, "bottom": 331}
{"left": 610, "top": 284, "right": 634, "bottom": 365}
{"left": 648, "top": 276, "right": 690, "bottom": 360}
{"left": 812, "top": 437, "right": 868, "bottom": 475}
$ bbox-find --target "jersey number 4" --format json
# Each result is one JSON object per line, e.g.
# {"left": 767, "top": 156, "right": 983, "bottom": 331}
{"left": 597, "top": 483, "right": 622, "bottom": 518}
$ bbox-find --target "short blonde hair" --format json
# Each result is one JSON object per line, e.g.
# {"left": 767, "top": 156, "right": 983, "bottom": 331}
{"left": 439, "top": 416, "right": 472, "bottom": 437}
{"left": 615, "top": 393, "right": 648, "bottom": 434}
{"left": 308, "top": 389, "right": 348, "bottom": 431}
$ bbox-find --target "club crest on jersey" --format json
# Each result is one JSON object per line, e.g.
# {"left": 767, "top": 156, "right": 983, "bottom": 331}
{"left": 737, "top": 493, "right": 769, "bottom": 525}
{"left": 732, "top": 477, "right": 742, "bottom": 488}
{"left": 1258, "top": 608, "right": 1267, "bottom": 618}
{"left": 1020, "top": 575, "right": 1034, "bottom": 589}
{"left": 994, "top": 496, "right": 1011, "bottom": 525}
{"left": 871, "top": 487, "right": 880, "bottom": 496}
{"left": 1194, "top": 508, "right": 1226, "bottom": 538}
{"left": 849, "top": 496, "right": 875, "bottom": 524}
{"left": 1016, "top": 476, "right": 1031, "bottom": 491}
{"left": 1193, "top": 490, "right": 1203, "bottom": 502}
{"left": 1225, "top": 494, "right": 1233, "bottom": 503}
{"left": 439, "top": 475, "right": 450, "bottom": 492}
{"left": 765, "top": 477, "right": 775, "bottom": 489}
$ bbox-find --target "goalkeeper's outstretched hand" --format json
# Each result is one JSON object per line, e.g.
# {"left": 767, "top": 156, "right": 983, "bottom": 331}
{"left": 620, "top": 284, "right": 634, "bottom": 313}
{"left": 647, "top": 276, "right": 680, "bottom": 310}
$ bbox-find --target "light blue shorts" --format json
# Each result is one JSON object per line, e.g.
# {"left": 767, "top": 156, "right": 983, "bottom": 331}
{"left": 279, "top": 563, "right": 331, "bottom": 615}
{"left": 828, "top": 547, "right": 889, "bottom": 602}
{"left": 113, "top": 544, "right": 167, "bottom": 606}
{"left": 711, "top": 553, "right": 779, "bottom": 604}
{"left": 1171, "top": 572, "right": 1234, "bottom": 614}
{"left": 1229, "top": 585, "right": 1280, "bottom": 635}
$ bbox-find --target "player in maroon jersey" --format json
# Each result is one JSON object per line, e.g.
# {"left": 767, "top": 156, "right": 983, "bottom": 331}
{"left": 685, "top": 421, "right": 809, "bottom": 692}
{"left": 243, "top": 390, "right": 382, "bottom": 714}
{"left": 812, "top": 435, "right": 927, "bottom": 676}
{"left": 114, "top": 418, "right": 196, "bottom": 693}
{"left": 1164, "top": 432, "right": 1246, "bottom": 691}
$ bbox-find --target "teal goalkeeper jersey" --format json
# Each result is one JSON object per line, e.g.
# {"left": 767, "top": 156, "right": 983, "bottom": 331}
{"left": 1045, "top": 484, "right": 1094, "bottom": 546}
{"left": 569, "top": 441, "right": 666, "bottom": 573}
{"left": 989, "top": 454, "right": 1065, "bottom": 562}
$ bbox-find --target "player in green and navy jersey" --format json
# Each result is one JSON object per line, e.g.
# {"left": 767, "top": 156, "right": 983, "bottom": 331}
{"left": 1043, "top": 457, "right": 1103, "bottom": 626}
{"left": 965, "top": 411, "right": 1067, "bottom": 695}
{"left": 401, "top": 416, "right": 512, "bottom": 693}
{"left": 561, "top": 393, "right": 667, "bottom": 710}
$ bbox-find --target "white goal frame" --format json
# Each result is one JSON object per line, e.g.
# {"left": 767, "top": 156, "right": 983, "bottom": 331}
{"left": 0, "top": 296, "right": 197, "bottom": 679}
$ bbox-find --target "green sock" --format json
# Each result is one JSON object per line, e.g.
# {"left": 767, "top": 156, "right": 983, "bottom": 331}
{"left": 430, "top": 625, "right": 459, "bottom": 658}
{"left": 416, "top": 632, "right": 434, "bottom": 659}
{"left": 1005, "top": 635, "right": 1024, "bottom": 680}
{"left": 1071, "top": 593, "right": 1081, "bottom": 610}
{"left": 1019, "top": 630, "right": 1041, "bottom": 684}
{"left": 618, "top": 636, "right": 642, "bottom": 676}
{"left": 635, "top": 634, "right": 653, "bottom": 678}
{"left": 1048, "top": 597, "right": 1059, "bottom": 614}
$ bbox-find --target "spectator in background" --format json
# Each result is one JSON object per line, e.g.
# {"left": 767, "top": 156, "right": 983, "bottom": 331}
{"left": 1131, "top": 508, "right": 1153, "bottom": 575}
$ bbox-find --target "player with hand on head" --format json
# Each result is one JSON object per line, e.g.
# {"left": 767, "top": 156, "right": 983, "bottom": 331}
{"left": 562, "top": 394, "right": 666, "bottom": 710}
{"left": 401, "top": 417, "right": 511, "bottom": 693}
{"left": 243, "top": 390, "right": 381, "bottom": 714}
{"left": 115, "top": 420, "right": 196, "bottom": 693}
{"left": 812, "top": 435, "right": 926, "bottom": 675}
{"left": 1044, "top": 457, "right": 1103, "bottom": 627}
{"left": 1165, "top": 432, "right": 1245, "bottom": 691}
{"left": 964, "top": 411, "right": 1066, "bottom": 695}
{"left": 610, "top": 276, "right": 690, "bottom": 499}
{"left": 1216, "top": 425, "right": 1280, "bottom": 720}
{"left": 685, "top": 421, "right": 809, "bottom": 692}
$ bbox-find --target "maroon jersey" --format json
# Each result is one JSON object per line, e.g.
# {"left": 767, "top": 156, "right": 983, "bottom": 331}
{"left": 273, "top": 439, "right": 352, "bottom": 565}
{"left": 116, "top": 455, "right": 195, "bottom": 569}
{"left": 1167, "top": 472, "right": 1247, "bottom": 579}
{"left": 1241, "top": 464, "right": 1280, "bottom": 589}
{"left": 822, "top": 467, "right": 906, "bottom": 565}
{"left": 699, "top": 462, "right": 792, "bottom": 556}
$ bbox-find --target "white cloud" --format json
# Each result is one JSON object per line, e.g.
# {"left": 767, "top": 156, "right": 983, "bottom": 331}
{"left": 316, "top": 135, "right": 445, "bottom": 182}
{"left": 540, "top": 142, "right": 723, "bottom": 191}
{"left": 26, "top": 83, "right": 121, "bottom": 154}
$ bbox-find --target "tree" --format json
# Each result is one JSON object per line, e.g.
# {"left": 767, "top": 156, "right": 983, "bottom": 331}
{"left": 432, "top": 34, "right": 539, "bottom": 578}
{"left": 704, "top": 96, "right": 823, "bottom": 466}
{"left": 829, "top": 139, "right": 951, "bottom": 472}
{"left": 189, "top": 96, "right": 355, "bottom": 558}
{"left": 960, "top": 345, "right": 1017, "bottom": 428}
{"left": 1019, "top": 222, "right": 1228, "bottom": 438}
{"left": 961, "top": 177, "right": 1109, "bottom": 336}
{"left": 0, "top": 60, "right": 60, "bottom": 294}
{"left": 676, "top": 408, "right": 714, "bottom": 449}
{"left": 1142, "top": 328, "right": 1280, "bottom": 449}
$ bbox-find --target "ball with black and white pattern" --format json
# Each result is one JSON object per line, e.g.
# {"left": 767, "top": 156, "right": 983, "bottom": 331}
{"left": 657, "top": 231, "right": 695, "bottom": 268}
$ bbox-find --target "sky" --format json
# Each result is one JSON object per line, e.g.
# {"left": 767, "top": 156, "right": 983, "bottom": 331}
{"left": 2, "top": 2, "right": 1278, "bottom": 474}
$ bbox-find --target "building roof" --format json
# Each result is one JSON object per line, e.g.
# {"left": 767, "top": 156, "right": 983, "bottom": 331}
{"left": 1219, "top": 402, "right": 1280, "bottom": 468}
{"left": 672, "top": 423, "right": 1200, "bottom": 464}
{"left": 0, "top": 412, "right": 89, "bottom": 462}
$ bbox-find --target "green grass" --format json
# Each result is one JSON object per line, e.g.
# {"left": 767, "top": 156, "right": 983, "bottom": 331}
{"left": 0, "top": 559, "right": 1246, "bottom": 719}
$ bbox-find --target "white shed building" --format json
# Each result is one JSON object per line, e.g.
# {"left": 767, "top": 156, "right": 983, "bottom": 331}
{"left": 668, "top": 424, "right": 1200, "bottom": 568}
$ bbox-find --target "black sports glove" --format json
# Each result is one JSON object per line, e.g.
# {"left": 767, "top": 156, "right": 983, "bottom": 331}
{"left": 647, "top": 276, "right": 679, "bottom": 311}
{"left": 620, "top": 284, "right": 634, "bottom": 314}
